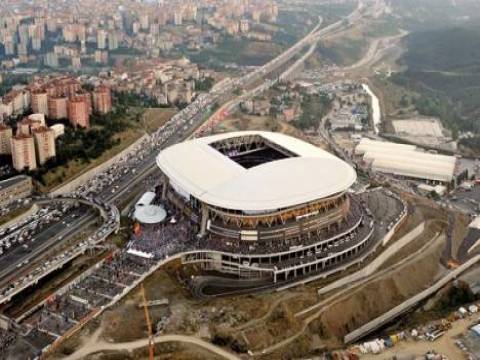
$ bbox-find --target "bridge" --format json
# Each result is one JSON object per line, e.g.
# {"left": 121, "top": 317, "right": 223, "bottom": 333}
{"left": 0, "top": 195, "right": 120, "bottom": 305}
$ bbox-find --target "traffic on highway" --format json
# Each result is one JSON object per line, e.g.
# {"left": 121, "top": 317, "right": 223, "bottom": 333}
{"left": 0, "top": 195, "right": 120, "bottom": 304}
{"left": 0, "top": 0, "right": 369, "bottom": 311}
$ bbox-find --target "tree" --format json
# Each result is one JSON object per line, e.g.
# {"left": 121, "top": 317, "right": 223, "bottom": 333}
{"left": 194, "top": 77, "right": 215, "bottom": 92}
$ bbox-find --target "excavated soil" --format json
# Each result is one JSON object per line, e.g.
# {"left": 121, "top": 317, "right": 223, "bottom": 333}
{"left": 312, "top": 236, "right": 444, "bottom": 343}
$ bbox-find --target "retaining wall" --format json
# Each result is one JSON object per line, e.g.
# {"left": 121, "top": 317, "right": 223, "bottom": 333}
{"left": 317, "top": 221, "right": 425, "bottom": 296}
{"left": 0, "top": 204, "right": 38, "bottom": 232}
{"left": 344, "top": 253, "right": 480, "bottom": 343}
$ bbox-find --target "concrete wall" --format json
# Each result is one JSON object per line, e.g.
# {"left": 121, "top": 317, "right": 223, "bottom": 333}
{"left": 51, "top": 134, "right": 150, "bottom": 196}
{"left": 317, "top": 222, "right": 425, "bottom": 296}
{"left": 344, "top": 252, "right": 480, "bottom": 344}
{"left": 0, "top": 315, "right": 10, "bottom": 330}
{"left": 15, "top": 250, "right": 114, "bottom": 323}
{"left": 0, "top": 204, "right": 38, "bottom": 232}
{"left": 382, "top": 207, "right": 408, "bottom": 246}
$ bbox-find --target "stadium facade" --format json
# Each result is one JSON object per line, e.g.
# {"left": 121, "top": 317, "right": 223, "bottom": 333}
{"left": 156, "top": 131, "right": 376, "bottom": 283}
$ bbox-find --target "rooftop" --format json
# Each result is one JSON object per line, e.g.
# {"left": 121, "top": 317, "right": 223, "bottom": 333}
{"left": 356, "top": 138, "right": 457, "bottom": 182}
{"left": 157, "top": 131, "right": 356, "bottom": 212}
{"left": 134, "top": 205, "right": 167, "bottom": 224}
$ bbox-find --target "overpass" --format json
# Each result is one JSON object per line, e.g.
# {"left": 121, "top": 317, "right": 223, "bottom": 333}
{"left": 0, "top": 195, "right": 120, "bottom": 305}
{"left": 0, "top": 0, "right": 369, "bottom": 310}
{"left": 195, "top": 0, "right": 370, "bottom": 135}
{"left": 33, "top": 195, "right": 120, "bottom": 225}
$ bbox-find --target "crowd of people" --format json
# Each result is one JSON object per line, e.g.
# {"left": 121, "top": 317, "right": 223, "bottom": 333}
{"left": 0, "top": 328, "right": 16, "bottom": 355}
{"left": 129, "top": 217, "right": 192, "bottom": 259}
{"left": 125, "top": 188, "right": 402, "bottom": 266}
{"left": 0, "top": 44, "right": 329, "bottom": 355}
{"left": 198, "top": 196, "right": 366, "bottom": 256}
{"left": 0, "top": 87, "right": 215, "bottom": 306}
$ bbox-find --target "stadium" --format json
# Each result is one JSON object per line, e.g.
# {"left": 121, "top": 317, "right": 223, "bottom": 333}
{"left": 141, "top": 131, "right": 406, "bottom": 290}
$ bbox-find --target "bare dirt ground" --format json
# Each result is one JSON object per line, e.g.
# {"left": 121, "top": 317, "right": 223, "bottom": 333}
{"left": 50, "top": 261, "right": 285, "bottom": 359}
{"left": 236, "top": 196, "right": 461, "bottom": 359}
{"left": 317, "top": 240, "right": 444, "bottom": 340}
{"left": 48, "top": 193, "right": 464, "bottom": 360}
{"left": 46, "top": 184, "right": 466, "bottom": 360}
{"left": 57, "top": 327, "right": 234, "bottom": 360}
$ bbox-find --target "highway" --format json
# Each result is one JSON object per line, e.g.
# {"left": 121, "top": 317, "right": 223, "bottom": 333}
{"left": 0, "top": 195, "right": 120, "bottom": 304}
{"left": 0, "top": 209, "right": 92, "bottom": 288}
{"left": 0, "top": 0, "right": 370, "bottom": 305}
{"left": 0, "top": 102, "right": 209, "bottom": 299}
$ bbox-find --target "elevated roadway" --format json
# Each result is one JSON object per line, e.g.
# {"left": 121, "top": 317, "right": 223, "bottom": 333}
{"left": 0, "top": 0, "right": 368, "bottom": 304}
{"left": 0, "top": 196, "right": 119, "bottom": 305}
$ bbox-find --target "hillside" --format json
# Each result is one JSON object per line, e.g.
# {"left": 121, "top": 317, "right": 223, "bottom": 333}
{"left": 402, "top": 27, "right": 480, "bottom": 71}
{"left": 391, "top": 0, "right": 480, "bottom": 31}
{"left": 390, "top": 25, "right": 480, "bottom": 137}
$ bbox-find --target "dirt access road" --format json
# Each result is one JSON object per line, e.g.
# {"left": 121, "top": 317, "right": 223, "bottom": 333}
{"left": 64, "top": 328, "right": 241, "bottom": 360}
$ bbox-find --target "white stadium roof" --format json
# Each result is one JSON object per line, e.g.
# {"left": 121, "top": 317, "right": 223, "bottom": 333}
{"left": 355, "top": 138, "right": 417, "bottom": 155}
{"left": 157, "top": 131, "right": 356, "bottom": 212}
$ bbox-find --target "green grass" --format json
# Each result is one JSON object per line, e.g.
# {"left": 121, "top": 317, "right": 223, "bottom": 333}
{"left": 189, "top": 38, "right": 284, "bottom": 67}
{"left": 317, "top": 37, "right": 368, "bottom": 66}
{"left": 41, "top": 107, "right": 176, "bottom": 191}
{"left": 364, "top": 18, "right": 401, "bottom": 38}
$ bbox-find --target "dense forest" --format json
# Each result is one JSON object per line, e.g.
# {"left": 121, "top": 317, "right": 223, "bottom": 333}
{"left": 391, "top": 0, "right": 480, "bottom": 31}
{"left": 392, "top": 25, "right": 480, "bottom": 137}
{"left": 402, "top": 27, "right": 480, "bottom": 71}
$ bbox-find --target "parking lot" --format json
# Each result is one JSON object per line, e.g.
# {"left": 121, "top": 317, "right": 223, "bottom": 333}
{"left": 450, "top": 185, "right": 480, "bottom": 215}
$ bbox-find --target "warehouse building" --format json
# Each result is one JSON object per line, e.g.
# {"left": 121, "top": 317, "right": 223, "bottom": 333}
{"left": 355, "top": 138, "right": 457, "bottom": 184}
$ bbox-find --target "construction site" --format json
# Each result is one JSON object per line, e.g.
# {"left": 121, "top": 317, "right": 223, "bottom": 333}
{"left": 35, "top": 183, "right": 480, "bottom": 360}
{"left": 2, "top": 1, "right": 480, "bottom": 359}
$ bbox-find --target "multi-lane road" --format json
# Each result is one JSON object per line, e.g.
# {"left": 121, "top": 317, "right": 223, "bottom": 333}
{"left": 0, "top": 210, "right": 91, "bottom": 289}
{"left": 0, "top": 0, "right": 371, "bottom": 305}
{"left": 0, "top": 194, "right": 120, "bottom": 304}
